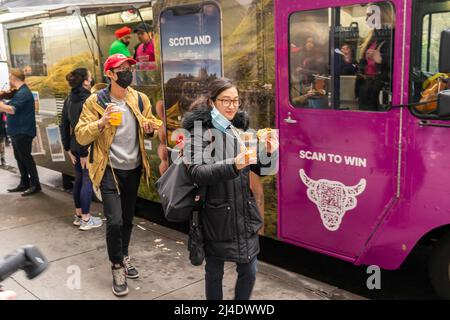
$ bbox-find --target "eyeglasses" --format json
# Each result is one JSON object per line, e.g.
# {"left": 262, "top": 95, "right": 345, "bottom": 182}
{"left": 114, "top": 66, "right": 136, "bottom": 73}
{"left": 216, "top": 98, "right": 242, "bottom": 108}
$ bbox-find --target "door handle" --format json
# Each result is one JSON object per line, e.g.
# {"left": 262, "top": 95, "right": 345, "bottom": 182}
{"left": 284, "top": 112, "right": 297, "bottom": 124}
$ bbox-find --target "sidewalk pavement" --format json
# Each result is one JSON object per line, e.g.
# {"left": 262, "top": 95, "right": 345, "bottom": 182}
{"left": 0, "top": 149, "right": 363, "bottom": 300}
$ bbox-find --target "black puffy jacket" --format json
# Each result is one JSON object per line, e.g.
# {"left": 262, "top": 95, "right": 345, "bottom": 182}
{"left": 59, "top": 87, "right": 91, "bottom": 157}
{"left": 182, "top": 105, "right": 274, "bottom": 264}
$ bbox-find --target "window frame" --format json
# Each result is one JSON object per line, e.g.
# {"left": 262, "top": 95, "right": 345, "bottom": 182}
{"left": 287, "top": 1, "right": 396, "bottom": 113}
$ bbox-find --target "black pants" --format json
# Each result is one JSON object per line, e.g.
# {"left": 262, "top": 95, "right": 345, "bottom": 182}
{"left": 11, "top": 134, "right": 40, "bottom": 188}
{"left": 100, "top": 166, "right": 142, "bottom": 265}
{"left": 205, "top": 256, "right": 258, "bottom": 300}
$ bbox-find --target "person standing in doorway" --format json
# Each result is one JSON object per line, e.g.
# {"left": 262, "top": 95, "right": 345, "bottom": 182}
{"left": 109, "top": 27, "right": 133, "bottom": 57}
{"left": 75, "top": 54, "right": 160, "bottom": 297}
{"left": 0, "top": 69, "right": 41, "bottom": 196}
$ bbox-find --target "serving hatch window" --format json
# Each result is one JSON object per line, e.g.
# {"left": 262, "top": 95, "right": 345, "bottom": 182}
{"left": 289, "top": 2, "right": 395, "bottom": 112}
{"left": 97, "top": 7, "right": 156, "bottom": 87}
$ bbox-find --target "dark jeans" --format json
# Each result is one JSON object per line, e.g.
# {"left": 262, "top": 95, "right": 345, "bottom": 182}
{"left": 73, "top": 152, "right": 93, "bottom": 215}
{"left": 205, "top": 256, "right": 258, "bottom": 300}
{"left": 11, "top": 134, "right": 40, "bottom": 188}
{"left": 100, "top": 166, "right": 141, "bottom": 265}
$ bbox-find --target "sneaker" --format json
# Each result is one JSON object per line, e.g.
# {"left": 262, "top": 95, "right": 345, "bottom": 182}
{"left": 111, "top": 264, "right": 128, "bottom": 297}
{"left": 124, "top": 256, "right": 140, "bottom": 279}
{"left": 73, "top": 216, "right": 82, "bottom": 227}
{"left": 79, "top": 216, "right": 103, "bottom": 231}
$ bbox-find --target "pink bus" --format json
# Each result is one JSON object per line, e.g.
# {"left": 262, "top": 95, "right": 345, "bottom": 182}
{"left": 276, "top": 0, "right": 450, "bottom": 298}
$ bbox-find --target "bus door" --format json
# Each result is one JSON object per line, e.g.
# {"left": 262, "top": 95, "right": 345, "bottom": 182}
{"left": 276, "top": 0, "right": 404, "bottom": 259}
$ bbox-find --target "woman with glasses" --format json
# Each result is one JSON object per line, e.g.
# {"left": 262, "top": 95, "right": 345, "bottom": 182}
{"left": 182, "top": 78, "right": 279, "bottom": 300}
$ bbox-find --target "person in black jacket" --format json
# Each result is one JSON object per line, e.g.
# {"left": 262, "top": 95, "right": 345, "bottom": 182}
{"left": 60, "top": 68, "right": 103, "bottom": 231}
{"left": 182, "top": 78, "right": 279, "bottom": 300}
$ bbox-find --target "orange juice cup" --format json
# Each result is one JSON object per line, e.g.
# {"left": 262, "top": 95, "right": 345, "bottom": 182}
{"left": 239, "top": 132, "right": 257, "bottom": 161}
{"left": 109, "top": 111, "right": 123, "bottom": 126}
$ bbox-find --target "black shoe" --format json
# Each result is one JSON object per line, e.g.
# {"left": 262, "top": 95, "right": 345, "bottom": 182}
{"left": 124, "top": 256, "right": 140, "bottom": 279}
{"left": 0, "top": 158, "right": 5, "bottom": 166}
{"left": 111, "top": 264, "right": 129, "bottom": 297}
{"left": 7, "top": 185, "right": 29, "bottom": 193}
{"left": 21, "top": 185, "right": 42, "bottom": 197}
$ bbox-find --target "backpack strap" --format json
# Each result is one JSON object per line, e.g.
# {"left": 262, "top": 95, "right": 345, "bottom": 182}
{"left": 96, "top": 87, "right": 111, "bottom": 109}
{"left": 137, "top": 93, "right": 144, "bottom": 113}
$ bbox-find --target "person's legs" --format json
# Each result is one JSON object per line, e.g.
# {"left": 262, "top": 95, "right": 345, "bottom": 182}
{"left": 100, "top": 167, "right": 128, "bottom": 296}
{"left": 100, "top": 167, "right": 124, "bottom": 265}
{"left": 19, "top": 135, "right": 40, "bottom": 188}
{"left": 0, "top": 136, "right": 5, "bottom": 163}
{"left": 11, "top": 135, "right": 30, "bottom": 188}
{"left": 119, "top": 166, "right": 141, "bottom": 257}
{"left": 72, "top": 153, "right": 83, "bottom": 216}
{"left": 205, "top": 256, "right": 225, "bottom": 300}
{"left": 234, "top": 257, "right": 258, "bottom": 300}
{"left": 80, "top": 168, "right": 93, "bottom": 215}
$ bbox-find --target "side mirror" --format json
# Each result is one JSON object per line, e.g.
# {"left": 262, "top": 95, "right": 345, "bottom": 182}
{"left": 439, "top": 29, "right": 450, "bottom": 73}
{"left": 437, "top": 90, "right": 450, "bottom": 118}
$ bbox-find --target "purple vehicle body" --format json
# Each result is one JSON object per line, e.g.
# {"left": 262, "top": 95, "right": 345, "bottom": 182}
{"left": 275, "top": 0, "right": 450, "bottom": 271}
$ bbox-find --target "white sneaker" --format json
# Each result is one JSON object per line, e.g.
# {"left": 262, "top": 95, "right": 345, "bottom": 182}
{"left": 73, "top": 216, "right": 82, "bottom": 227}
{"left": 79, "top": 216, "right": 103, "bottom": 231}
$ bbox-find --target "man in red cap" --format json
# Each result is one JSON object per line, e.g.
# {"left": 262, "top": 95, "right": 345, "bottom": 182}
{"left": 109, "top": 26, "right": 132, "bottom": 57}
{"left": 75, "top": 54, "right": 162, "bottom": 297}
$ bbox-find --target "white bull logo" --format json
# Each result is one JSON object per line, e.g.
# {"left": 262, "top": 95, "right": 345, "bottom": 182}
{"left": 299, "top": 169, "right": 367, "bottom": 231}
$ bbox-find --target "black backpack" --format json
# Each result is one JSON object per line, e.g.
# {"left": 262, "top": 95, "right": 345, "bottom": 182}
{"left": 155, "top": 154, "right": 205, "bottom": 223}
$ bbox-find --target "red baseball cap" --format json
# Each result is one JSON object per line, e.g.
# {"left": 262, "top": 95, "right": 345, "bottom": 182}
{"left": 103, "top": 54, "right": 137, "bottom": 73}
{"left": 115, "top": 26, "right": 132, "bottom": 39}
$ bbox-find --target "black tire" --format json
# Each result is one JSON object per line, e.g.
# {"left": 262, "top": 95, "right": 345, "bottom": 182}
{"left": 429, "top": 231, "right": 450, "bottom": 300}
{"left": 92, "top": 186, "right": 103, "bottom": 203}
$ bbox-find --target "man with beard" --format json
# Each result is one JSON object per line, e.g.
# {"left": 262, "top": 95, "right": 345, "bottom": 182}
{"left": 109, "top": 26, "right": 132, "bottom": 57}
{"left": 0, "top": 69, "right": 41, "bottom": 196}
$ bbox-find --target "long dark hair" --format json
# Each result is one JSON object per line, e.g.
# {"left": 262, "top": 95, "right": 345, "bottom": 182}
{"left": 190, "top": 77, "right": 237, "bottom": 111}
{"left": 66, "top": 68, "right": 89, "bottom": 89}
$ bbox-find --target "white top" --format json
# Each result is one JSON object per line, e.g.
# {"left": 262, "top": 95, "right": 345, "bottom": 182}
{"left": 109, "top": 96, "right": 141, "bottom": 170}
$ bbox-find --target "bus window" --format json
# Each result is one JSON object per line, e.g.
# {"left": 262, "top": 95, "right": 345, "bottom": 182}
{"left": 422, "top": 12, "right": 450, "bottom": 73}
{"left": 410, "top": 0, "right": 450, "bottom": 115}
{"left": 97, "top": 7, "right": 155, "bottom": 86}
{"left": 289, "top": 9, "right": 330, "bottom": 109}
{"left": 289, "top": 2, "right": 395, "bottom": 112}
{"left": 8, "top": 25, "right": 47, "bottom": 77}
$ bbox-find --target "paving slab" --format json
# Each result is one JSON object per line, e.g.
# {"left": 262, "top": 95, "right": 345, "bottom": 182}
{"left": 0, "top": 166, "right": 363, "bottom": 300}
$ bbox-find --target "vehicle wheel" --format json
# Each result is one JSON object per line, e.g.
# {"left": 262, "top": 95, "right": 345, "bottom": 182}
{"left": 62, "top": 173, "right": 73, "bottom": 190}
{"left": 92, "top": 186, "right": 103, "bottom": 203}
{"left": 429, "top": 231, "right": 450, "bottom": 300}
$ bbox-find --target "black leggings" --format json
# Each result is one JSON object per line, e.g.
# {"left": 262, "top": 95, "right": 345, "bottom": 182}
{"left": 72, "top": 152, "right": 93, "bottom": 215}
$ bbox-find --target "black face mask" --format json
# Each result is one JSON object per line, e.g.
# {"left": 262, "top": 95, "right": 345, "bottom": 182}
{"left": 114, "top": 70, "right": 133, "bottom": 89}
